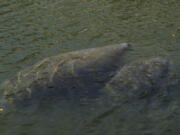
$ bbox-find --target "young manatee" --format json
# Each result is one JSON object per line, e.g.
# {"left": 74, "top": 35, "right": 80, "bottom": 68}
{"left": 104, "top": 57, "right": 176, "bottom": 102}
{"left": 0, "top": 43, "right": 131, "bottom": 107}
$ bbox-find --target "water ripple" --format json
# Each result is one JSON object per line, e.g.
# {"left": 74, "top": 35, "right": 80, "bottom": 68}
{"left": 0, "top": 0, "right": 180, "bottom": 134}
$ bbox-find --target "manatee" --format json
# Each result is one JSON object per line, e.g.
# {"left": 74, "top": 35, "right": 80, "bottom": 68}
{"left": 0, "top": 43, "right": 131, "bottom": 106}
{"left": 104, "top": 57, "right": 176, "bottom": 102}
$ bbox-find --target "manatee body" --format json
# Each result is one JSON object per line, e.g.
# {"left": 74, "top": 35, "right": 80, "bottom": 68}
{"left": 0, "top": 43, "right": 131, "bottom": 106}
{"left": 104, "top": 57, "right": 175, "bottom": 101}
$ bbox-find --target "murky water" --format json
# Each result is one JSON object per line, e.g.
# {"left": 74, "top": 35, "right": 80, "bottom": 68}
{"left": 0, "top": 0, "right": 180, "bottom": 135}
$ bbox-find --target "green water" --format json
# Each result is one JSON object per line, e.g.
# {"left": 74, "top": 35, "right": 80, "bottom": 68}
{"left": 0, "top": 0, "right": 180, "bottom": 135}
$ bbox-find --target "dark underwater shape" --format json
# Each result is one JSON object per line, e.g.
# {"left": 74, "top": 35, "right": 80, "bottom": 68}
{"left": 0, "top": 43, "right": 131, "bottom": 106}
{"left": 104, "top": 57, "right": 176, "bottom": 102}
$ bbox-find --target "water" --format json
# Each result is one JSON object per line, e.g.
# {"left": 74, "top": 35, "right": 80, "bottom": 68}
{"left": 0, "top": 0, "right": 180, "bottom": 135}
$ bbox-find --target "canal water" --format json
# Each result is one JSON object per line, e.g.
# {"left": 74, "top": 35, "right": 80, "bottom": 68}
{"left": 0, "top": 0, "right": 179, "bottom": 135}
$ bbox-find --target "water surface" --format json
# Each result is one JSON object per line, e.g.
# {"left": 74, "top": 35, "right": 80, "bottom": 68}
{"left": 0, "top": 0, "right": 180, "bottom": 135}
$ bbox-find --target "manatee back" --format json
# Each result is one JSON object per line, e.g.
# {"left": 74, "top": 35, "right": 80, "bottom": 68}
{"left": 0, "top": 43, "right": 131, "bottom": 107}
{"left": 104, "top": 58, "right": 176, "bottom": 101}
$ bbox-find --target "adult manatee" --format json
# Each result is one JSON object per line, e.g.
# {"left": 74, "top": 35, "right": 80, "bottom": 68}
{"left": 0, "top": 43, "right": 131, "bottom": 106}
{"left": 104, "top": 57, "right": 176, "bottom": 102}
